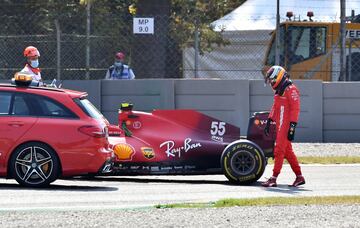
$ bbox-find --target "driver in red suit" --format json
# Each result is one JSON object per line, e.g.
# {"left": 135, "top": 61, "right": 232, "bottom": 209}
{"left": 262, "top": 65, "right": 305, "bottom": 187}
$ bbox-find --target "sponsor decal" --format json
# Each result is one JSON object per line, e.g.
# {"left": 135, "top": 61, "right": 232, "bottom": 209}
{"left": 211, "top": 135, "right": 223, "bottom": 142}
{"left": 113, "top": 143, "right": 135, "bottom": 161}
{"left": 254, "top": 119, "right": 276, "bottom": 127}
{"left": 133, "top": 121, "right": 142, "bottom": 129}
{"left": 160, "top": 138, "right": 202, "bottom": 158}
{"left": 151, "top": 166, "right": 160, "bottom": 171}
{"left": 210, "top": 121, "right": 226, "bottom": 142}
{"left": 141, "top": 147, "right": 155, "bottom": 160}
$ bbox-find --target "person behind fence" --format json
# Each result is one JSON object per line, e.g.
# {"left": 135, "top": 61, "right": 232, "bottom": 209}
{"left": 262, "top": 65, "right": 305, "bottom": 188}
{"left": 105, "top": 52, "right": 135, "bottom": 80}
{"left": 21, "top": 46, "right": 43, "bottom": 85}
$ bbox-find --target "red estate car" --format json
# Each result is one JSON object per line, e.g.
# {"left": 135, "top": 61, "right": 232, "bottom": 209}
{"left": 0, "top": 76, "right": 113, "bottom": 187}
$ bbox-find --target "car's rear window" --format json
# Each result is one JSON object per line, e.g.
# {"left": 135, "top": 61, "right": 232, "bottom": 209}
{"left": 74, "top": 98, "right": 103, "bottom": 119}
{"left": 0, "top": 92, "right": 11, "bottom": 115}
{"left": 1, "top": 91, "right": 77, "bottom": 118}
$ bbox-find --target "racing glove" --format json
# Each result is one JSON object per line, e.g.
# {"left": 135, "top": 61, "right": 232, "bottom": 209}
{"left": 264, "top": 118, "right": 272, "bottom": 137}
{"left": 287, "top": 122, "right": 297, "bottom": 141}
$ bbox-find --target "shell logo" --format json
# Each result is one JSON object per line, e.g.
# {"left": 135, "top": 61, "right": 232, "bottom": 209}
{"left": 113, "top": 143, "right": 135, "bottom": 161}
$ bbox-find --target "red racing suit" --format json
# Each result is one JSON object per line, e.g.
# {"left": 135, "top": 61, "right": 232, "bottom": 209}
{"left": 269, "top": 83, "right": 302, "bottom": 177}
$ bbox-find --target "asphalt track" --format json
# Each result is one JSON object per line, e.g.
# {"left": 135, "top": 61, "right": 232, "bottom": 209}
{"left": 0, "top": 164, "right": 359, "bottom": 211}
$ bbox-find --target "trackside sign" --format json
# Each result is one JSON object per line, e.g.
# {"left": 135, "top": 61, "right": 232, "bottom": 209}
{"left": 346, "top": 30, "right": 360, "bottom": 39}
{"left": 133, "top": 18, "right": 154, "bottom": 34}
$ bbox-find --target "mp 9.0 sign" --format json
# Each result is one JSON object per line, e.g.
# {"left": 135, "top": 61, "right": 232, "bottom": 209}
{"left": 133, "top": 18, "right": 154, "bottom": 34}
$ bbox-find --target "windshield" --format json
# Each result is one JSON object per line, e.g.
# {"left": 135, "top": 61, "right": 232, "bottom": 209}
{"left": 266, "top": 25, "right": 285, "bottom": 66}
{"left": 74, "top": 98, "right": 103, "bottom": 119}
{"left": 287, "top": 26, "right": 327, "bottom": 65}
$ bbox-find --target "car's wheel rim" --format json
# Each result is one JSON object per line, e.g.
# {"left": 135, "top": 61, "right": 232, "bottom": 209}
{"left": 15, "top": 146, "right": 53, "bottom": 185}
{"left": 230, "top": 150, "right": 256, "bottom": 176}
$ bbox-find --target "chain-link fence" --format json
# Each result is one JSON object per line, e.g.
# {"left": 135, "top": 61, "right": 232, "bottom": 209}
{"left": 183, "top": 30, "right": 269, "bottom": 79}
{"left": 1, "top": 2, "right": 360, "bottom": 81}
{"left": 184, "top": 24, "right": 360, "bottom": 81}
{"left": 0, "top": 2, "right": 181, "bottom": 80}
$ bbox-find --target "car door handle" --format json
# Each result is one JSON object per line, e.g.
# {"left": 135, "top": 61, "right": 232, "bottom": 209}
{"left": 8, "top": 121, "right": 25, "bottom": 127}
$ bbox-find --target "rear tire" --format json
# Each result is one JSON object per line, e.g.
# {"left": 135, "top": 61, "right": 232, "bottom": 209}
{"left": 221, "top": 140, "right": 266, "bottom": 185}
{"left": 9, "top": 142, "right": 60, "bottom": 187}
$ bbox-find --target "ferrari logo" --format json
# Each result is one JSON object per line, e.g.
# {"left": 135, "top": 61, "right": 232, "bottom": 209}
{"left": 141, "top": 147, "right": 155, "bottom": 159}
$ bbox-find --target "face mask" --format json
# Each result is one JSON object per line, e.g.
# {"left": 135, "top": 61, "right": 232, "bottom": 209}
{"left": 30, "top": 60, "right": 39, "bottom": 68}
{"left": 114, "top": 62, "right": 122, "bottom": 68}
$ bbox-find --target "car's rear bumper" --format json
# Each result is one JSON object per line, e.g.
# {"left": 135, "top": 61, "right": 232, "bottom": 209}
{"left": 61, "top": 146, "right": 114, "bottom": 176}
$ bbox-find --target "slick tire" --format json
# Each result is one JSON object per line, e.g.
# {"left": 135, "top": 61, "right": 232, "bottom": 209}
{"left": 221, "top": 140, "right": 266, "bottom": 185}
{"left": 9, "top": 142, "right": 60, "bottom": 188}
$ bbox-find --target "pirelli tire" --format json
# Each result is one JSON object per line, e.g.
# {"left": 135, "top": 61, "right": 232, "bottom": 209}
{"left": 221, "top": 140, "right": 266, "bottom": 185}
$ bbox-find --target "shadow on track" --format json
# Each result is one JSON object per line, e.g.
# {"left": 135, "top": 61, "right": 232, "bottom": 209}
{"left": 72, "top": 176, "right": 231, "bottom": 185}
{"left": 260, "top": 183, "right": 312, "bottom": 194}
{"left": 0, "top": 182, "right": 118, "bottom": 192}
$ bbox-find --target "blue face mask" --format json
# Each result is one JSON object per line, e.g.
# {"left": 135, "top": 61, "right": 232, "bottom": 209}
{"left": 30, "top": 60, "right": 39, "bottom": 68}
{"left": 114, "top": 62, "right": 122, "bottom": 68}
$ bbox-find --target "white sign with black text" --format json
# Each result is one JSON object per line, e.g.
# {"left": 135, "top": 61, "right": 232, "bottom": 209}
{"left": 133, "top": 17, "right": 154, "bottom": 34}
{"left": 346, "top": 30, "right": 360, "bottom": 39}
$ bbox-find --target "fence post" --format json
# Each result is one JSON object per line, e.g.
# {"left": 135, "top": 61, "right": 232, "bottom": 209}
{"left": 340, "top": 0, "right": 346, "bottom": 81}
{"left": 348, "top": 39, "right": 352, "bottom": 81}
{"left": 275, "top": 0, "right": 280, "bottom": 65}
{"left": 55, "top": 19, "right": 61, "bottom": 81}
{"left": 85, "top": 1, "right": 91, "bottom": 80}
{"left": 194, "top": 21, "right": 199, "bottom": 78}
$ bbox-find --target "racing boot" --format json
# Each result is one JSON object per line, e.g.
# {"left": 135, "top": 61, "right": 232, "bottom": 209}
{"left": 290, "top": 175, "right": 305, "bottom": 187}
{"left": 261, "top": 177, "right": 277, "bottom": 187}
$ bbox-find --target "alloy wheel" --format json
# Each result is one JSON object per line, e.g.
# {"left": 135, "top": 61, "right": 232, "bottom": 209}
{"left": 15, "top": 146, "right": 54, "bottom": 185}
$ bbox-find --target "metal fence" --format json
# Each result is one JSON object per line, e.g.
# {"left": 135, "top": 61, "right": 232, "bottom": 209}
{"left": 183, "top": 30, "right": 270, "bottom": 79}
{"left": 0, "top": 6, "right": 181, "bottom": 80}
{"left": 1, "top": 3, "right": 360, "bottom": 81}
{"left": 183, "top": 25, "right": 360, "bottom": 81}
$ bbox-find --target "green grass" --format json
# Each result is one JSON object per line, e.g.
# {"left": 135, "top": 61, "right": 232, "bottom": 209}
{"left": 267, "top": 156, "right": 360, "bottom": 165}
{"left": 154, "top": 157, "right": 360, "bottom": 209}
{"left": 156, "top": 195, "right": 360, "bottom": 209}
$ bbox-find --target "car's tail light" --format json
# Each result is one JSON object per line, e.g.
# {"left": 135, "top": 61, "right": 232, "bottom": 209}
{"left": 78, "top": 125, "right": 106, "bottom": 138}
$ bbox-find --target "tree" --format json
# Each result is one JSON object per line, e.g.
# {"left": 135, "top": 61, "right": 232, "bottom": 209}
{"left": 0, "top": 0, "right": 245, "bottom": 79}
{"left": 170, "top": 0, "right": 246, "bottom": 53}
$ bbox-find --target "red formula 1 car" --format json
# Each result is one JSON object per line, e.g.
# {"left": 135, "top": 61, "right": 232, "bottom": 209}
{"left": 108, "top": 103, "right": 275, "bottom": 185}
